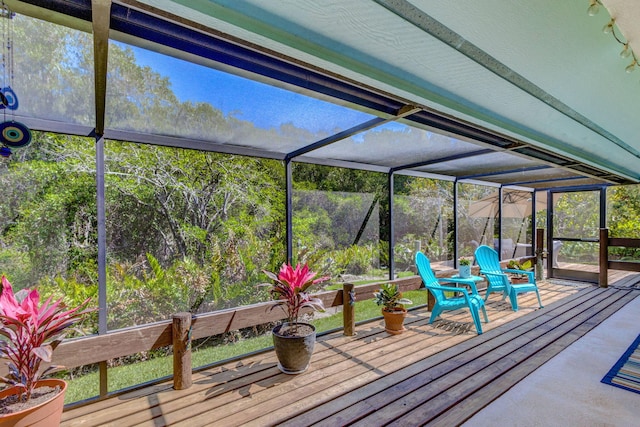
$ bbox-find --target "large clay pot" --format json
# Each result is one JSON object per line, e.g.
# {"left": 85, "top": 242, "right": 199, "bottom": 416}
{"left": 272, "top": 322, "right": 316, "bottom": 374}
{"left": 382, "top": 308, "right": 407, "bottom": 335}
{"left": 0, "top": 379, "right": 67, "bottom": 427}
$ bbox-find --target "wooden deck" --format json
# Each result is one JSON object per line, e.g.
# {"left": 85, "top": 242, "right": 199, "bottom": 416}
{"left": 61, "top": 272, "right": 640, "bottom": 426}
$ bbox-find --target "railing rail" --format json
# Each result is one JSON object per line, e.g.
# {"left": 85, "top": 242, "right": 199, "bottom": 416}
{"left": 600, "top": 228, "right": 640, "bottom": 287}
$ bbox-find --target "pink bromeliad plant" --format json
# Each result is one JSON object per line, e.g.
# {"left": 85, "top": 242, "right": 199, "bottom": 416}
{"left": 0, "top": 275, "right": 94, "bottom": 402}
{"left": 261, "top": 263, "right": 330, "bottom": 333}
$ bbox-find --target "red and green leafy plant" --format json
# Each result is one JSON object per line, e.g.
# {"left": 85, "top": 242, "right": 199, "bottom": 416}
{"left": 0, "top": 275, "right": 95, "bottom": 403}
{"left": 261, "top": 263, "right": 330, "bottom": 332}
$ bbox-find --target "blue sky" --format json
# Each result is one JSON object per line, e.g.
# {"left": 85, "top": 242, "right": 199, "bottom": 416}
{"left": 125, "top": 43, "right": 374, "bottom": 133}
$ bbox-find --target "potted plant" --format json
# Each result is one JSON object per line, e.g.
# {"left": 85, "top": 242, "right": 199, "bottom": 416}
{"left": 458, "top": 258, "right": 472, "bottom": 278}
{"left": 506, "top": 259, "right": 533, "bottom": 283}
{"left": 261, "top": 263, "right": 329, "bottom": 374}
{"left": 0, "top": 275, "right": 94, "bottom": 426}
{"left": 373, "top": 283, "right": 413, "bottom": 335}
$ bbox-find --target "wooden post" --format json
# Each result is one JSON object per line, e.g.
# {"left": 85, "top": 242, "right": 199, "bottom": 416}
{"left": 343, "top": 283, "right": 356, "bottom": 336}
{"left": 535, "top": 228, "right": 544, "bottom": 281}
{"left": 172, "top": 312, "right": 192, "bottom": 390}
{"left": 599, "top": 228, "right": 609, "bottom": 288}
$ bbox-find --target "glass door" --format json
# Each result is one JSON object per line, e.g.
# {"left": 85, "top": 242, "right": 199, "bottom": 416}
{"left": 547, "top": 188, "right": 605, "bottom": 283}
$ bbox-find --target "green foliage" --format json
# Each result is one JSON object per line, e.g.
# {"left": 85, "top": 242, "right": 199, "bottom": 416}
{"left": 608, "top": 186, "right": 640, "bottom": 241}
{"left": 506, "top": 259, "right": 532, "bottom": 270}
{"left": 373, "top": 283, "right": 413, "bottom": 311}
{"left": 37, "top": 276, "right": 99, "bottom": 334}
{"left": 328, "top": 244, "right": 377, "bottom": 276}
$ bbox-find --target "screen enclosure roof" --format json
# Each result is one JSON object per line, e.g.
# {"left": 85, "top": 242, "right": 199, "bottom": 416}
{"left": 4, "top": 0, "right": 640, "bottom": 190}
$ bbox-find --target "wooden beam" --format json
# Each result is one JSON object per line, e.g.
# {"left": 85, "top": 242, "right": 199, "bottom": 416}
{"left": 600, "top": 228, "right": 609, "bottom": 288}
{"left": 91, "top": 0, "right": 111, "bottom": 135}
{"left": 343, "top": 283, "right": 355, "bottom": 336}
{"left": 172, "top": 312, "right": 192, "bottom": 390}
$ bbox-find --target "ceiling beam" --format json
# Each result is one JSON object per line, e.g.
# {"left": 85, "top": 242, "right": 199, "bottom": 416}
{"left": 390, "top": 148, "right": 493, "bottom": 173}
{"left": 458, "top": 165, "right": 551, "bottom": 180}
{"left": 285, "top": 105, "right": 420, "bottom": 160}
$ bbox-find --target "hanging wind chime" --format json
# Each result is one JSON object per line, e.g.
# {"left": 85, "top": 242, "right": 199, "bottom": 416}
{"left": 0, "top": 2, "right": 31, "bottom": 158}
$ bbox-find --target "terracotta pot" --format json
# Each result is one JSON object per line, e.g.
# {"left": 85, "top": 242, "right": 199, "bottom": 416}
{"left": 0, "top": 379, "right": 67, "bottom": 427}
{"left": 272, "top": 322, "right": 316, "bottom": 374}
{"left": 382, "top": 308, "right": 407, "bottom": 335}
{"left": 510, "top": 276, "right": 529, "bottom": 284}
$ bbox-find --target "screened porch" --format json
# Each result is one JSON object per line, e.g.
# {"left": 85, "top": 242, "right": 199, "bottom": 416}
{"left": 1, "top": 1, "right": 640, "bottom": 424}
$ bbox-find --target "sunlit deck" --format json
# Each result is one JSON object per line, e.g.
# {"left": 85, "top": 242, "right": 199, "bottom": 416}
{"left": 61, "top": 272, "right": 640, "bottom": 427}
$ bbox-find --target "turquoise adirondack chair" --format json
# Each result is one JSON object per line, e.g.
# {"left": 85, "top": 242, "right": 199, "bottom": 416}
{"left": 415, "top": 252, "right": 488, "bottom": 334}
{"left": 474, "top": 245, "right": 543, "bottom": 311}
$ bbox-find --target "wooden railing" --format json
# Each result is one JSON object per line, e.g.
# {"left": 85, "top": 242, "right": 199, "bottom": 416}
{"left": 50, "top": 275, "right": 425, "bottom": 399}
{"left": 46, "top": 259, "right": 538, "bottom": 401}
{"left": 599, "top": 228, "right": 640, "bottom": 287}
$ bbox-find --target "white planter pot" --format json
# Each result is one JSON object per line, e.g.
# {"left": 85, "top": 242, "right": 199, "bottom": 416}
{"left": 459, "top": 264, "right": 471, "bottom": 278}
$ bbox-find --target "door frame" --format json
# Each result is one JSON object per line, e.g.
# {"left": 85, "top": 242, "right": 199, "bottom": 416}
{"left": 546, "top": 186, "right": 607, "bottom": 283}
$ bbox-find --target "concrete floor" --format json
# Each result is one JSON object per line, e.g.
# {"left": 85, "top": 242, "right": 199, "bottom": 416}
{"left": 463, "top": 292, "right": 640, "bottom": 427}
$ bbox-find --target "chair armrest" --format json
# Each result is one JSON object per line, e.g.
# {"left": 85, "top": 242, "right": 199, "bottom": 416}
{"left": 479, "top": 269, "right": 506, "bottom": 278}
{"left": 479, "top": 270, "right": 511, "bottom": 286}
{"left": 428, "top": 283, "right": 470, "bottom": 294}
{"left": 438, "top": 278, "right": 481, "bottom": 295}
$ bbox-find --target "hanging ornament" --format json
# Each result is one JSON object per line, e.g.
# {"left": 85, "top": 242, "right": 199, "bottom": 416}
{"left": 0, "top": 120, "right": 30, "bottom": 147}
{"left": 0, "top": 86, "right": 17, "bottom": 110}
{"left": 0, "top": 3, "right": 27, "bottom": 151}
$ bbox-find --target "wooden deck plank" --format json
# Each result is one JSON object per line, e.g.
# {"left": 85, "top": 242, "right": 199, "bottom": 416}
{"left": 308, "top": 286, "right": 608, "bottom": 426}
{"left": 59, "top": 276, "right": 640, "bottom": 427}
{"left": 194, "top": 285, "right": 572, "bottom": 427}
{"left": 423, "top": 290, "right": 638, "bottom": 426}
{"left": 381, "top": 289, "right": 636, "bottom": 426}
{"left": 62, "top": 282, "right": 572, "bottom": 421}
{"left": 62, "top": 310, "right": 421, "bottom": 425}
{"left": 160, "top": 314, "right": 488, "bottom": 426}
{"left": 64, "top": 288, "right": 525, "bottom": 426}
{"left": 190, "top": 285, "right": 579, "bottom": 427}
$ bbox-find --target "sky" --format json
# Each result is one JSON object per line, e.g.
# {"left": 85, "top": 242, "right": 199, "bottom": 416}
{"left": 124, "top": 43, "right": 374, "bottom": 133}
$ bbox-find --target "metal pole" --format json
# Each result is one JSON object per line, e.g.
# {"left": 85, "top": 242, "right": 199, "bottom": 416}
{"left": 497, "top": 186, "right": 503, "bottom": 259}
{"left": 453, "top": 180, "right": 458, "bottom": 266}
{"left": 96, "top": 134, "right": 107, "bottom": 334}
{"left": 95, "top": 133, "right": 108, "bottom": 397}
{"left": 547, "top": 190, "right": 553, "bottom": 276}
{"left": 388, "top": 172, "right": 395, "bottom": 280}
{"left": 285, "top": 159, "right": 293, "bottom": 264}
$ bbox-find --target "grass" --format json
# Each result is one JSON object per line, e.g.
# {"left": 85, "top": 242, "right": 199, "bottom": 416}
{"left": 325, "top": 270, "right": 416, "bottom": 290}
{"left": 63, "top": 288, "right": 428, "bottom": 404}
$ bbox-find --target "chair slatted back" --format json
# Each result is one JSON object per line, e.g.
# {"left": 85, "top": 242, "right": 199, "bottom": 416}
{"left": 415, "top": 252, "right": 445, "bottom": 301}
{"left": 475, "top": 245, "right": 502, "bottom": 273}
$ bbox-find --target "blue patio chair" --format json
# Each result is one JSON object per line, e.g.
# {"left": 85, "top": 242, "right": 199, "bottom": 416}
{"left": 474, "top": 245, "right": 543, "bottom": 311}
{"left": 415, "top": 252, "right": 488, "bottom": 334}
